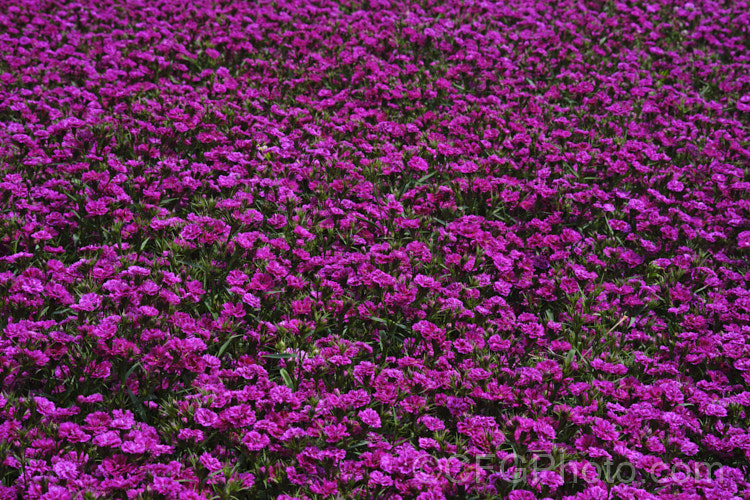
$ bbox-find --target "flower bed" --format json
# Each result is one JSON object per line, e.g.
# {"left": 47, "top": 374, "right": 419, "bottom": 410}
{"left": 1, "top": 0, "right": 749, "bottom": 498}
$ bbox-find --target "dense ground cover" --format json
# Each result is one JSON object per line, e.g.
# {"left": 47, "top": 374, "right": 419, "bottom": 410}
{"left": 1, "top": 0, "right": 750, "bottom": 498}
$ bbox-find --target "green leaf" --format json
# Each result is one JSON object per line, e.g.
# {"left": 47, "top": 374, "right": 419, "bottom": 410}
{"left": 279, "top": 368, "right": 293, "bottom": 389}
{"left": 217, "top": 334, "right": 243, "bottom": 358}
{"left": 261, "top": 353, "right": 295, "bottom": 359}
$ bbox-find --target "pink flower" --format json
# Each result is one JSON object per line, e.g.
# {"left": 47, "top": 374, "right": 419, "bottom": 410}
{"left": 121, "top": 440, "right": 146, "bottom": 454}
{"left": 268, "top": 214, "right": 287, "bottom": 228}
{"left": 195, "top": 408, "right": 219, "bottom": 427}
{"left": 591, "top": 418, "right": 619, "bottom": 441}
{"left": 324, "top": 423, "right": 350, "bottom": 443}
{"left": 199, "top": 452, "right": 223, "bottom": 473}
{"left": 177, "top": 429, "right": 204, "bottom": 442}
{"left": 575, "top": 151, "right": 591, "bottom": 164}
{"left": 667, "top": 179, "right": 684, "bottom": 192}
{"left": 418, "top": 415, "right": 445, "bottom": 431}
{"left": 412, "top": 320, "right": 445, "bottom": 342}
{"left": 111, "top": 409, "right": 135, "bottom": 430}
{"left": 508, "top": 491, "right": 536, "bottom": 500}
{"left": 58, "top": 422, "right": 91, "bottom": 443}
{"left": 186, "top": 280, "right": 205, "bottom": 297}
{"left": 152, "top": 476, "right": 181, "bottom": 495}
{"left": 226, "top": 270, "right": 248, "bottom": 286}
{"left": 532, "top": 470, "right": 564, "bottom": 491}
{"left": 83, "top": 411, "right": 111, "bottom": 432}
{"left": 52, "top": 460, "right": 79, "bottom": 480}
{"left": 34, "top": 396, "right": 57, "bottom": 417}
{"left": 488, "top": 335, "right": 510, "bottom": 352}
{"left": 703, "top": 403, "right": 727, "bottom": 417}
{"left": 138, "top": 305, "right": 159, "bottom": 317}
{"left": 40, "top": 486, "right": 71, "bottom": 500}
{"left": 358, "top": 408, "right": 382, "bottom": 428}
{"left": 92, "top": 431, "right": 121, "bottom": 448}
{"left": 408, "top": 156, "right": 429, "bottom": 172}
{"left": 127, "top": 265, "right": 151, "bottom": 276}
{"left": 72, "top": 293, "right": 102, "bottom": 312}
{"left": 235, "top": 232, "right": 259, "bottom": 249}
{"left": 31, "top": 229, "right": 53, "bottom": 241}
{"left": 369, "top": 471, "right": 394, "bottom": 487}
{"left": 369, "top": 269, "right": 396, "bottom": 287}
{"left": 572, "top": 81, "right": 594, "bottom": 94}
{"left": 242, "top": 431, "right": 270, "bottom": 451}
{"left": 222, "top": 302, "right": 246, "bottom": 318}
{"left": 180, "top": 223, "right": 202, "bottom": 240}
{"left": 241, "top": 293, "right": 261, "bottom": 308}
{"left": 248, "top": 272, "right": 274, "bottom": 291}
{"left": 414, "top": 274, "right": 440, "bottom": 290}
{"left": 85, "top": 199, "right": 108, "bottom": 216}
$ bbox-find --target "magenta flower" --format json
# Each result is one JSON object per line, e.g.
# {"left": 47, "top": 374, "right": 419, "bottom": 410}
{"left": 92, "top": 431, "right": 121, "bottom": 448}
{"left": 414, "top": 274, "right": 440, "bottom": 290}
{"left": 31, "top": 229, "right": 54, "bottom": 241}
{"left": 242, "top": 431, "right": 270, "bottom": 451}
{"left": 52, "top": 460, "right": 79, "bottom": 480}
{"left": 85, "top": 200, "right": 109, "bottom": 216}
{"left": 358, "top": 408, "right": 382, "bottom": 428}
{"left": 368, "top": 471, "right": 394, "bottom": 487}
{"left": 71, "top": 293, "right": 102, "bottom": 312}
{"left": 194, "top": 408, "right": 219, "bottom": 427}
{"left": 180, "top": 224, "right": 202, "bottom": 241}
{"left": 222, "top": 302, "right": 246, "bottom": 318}
{"left": 369, "top": 269, "right": 396, "bottom": 287}
{"left": 199, "top": 452, "right": 223, "bottom": 473}
{"left": 111, "top": 409, "right": 135, "bottom": 430}
{"left": 418, "top": 415, "right": 445, "bottom": 432}
{"left": 268, "top": 214, "right": 287, "bottom": 229}
{"left": 408, "top": 156, "right": 429, "bottom": 172}
{"left": 241, "top": 293, "right": 261, "bottom": 308}
{"left": 121, "top": 440, "right": 147, "bottom": 454}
